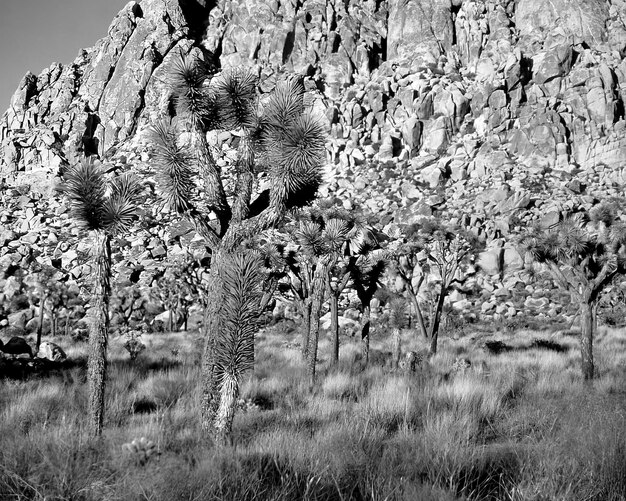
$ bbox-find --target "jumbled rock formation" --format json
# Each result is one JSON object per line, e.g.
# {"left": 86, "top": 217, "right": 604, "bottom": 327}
{"left": 2, "top": 0, "right": 626, "bottom": 323}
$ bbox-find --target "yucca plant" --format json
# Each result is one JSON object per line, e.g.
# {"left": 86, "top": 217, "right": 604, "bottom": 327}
{"left": 150, "top": 52, "right": 327, "bottom": 437}
{"left": 62, "top": 158, "right": 142, "bottom": 436}
{"left": 520, "top": 203, "right": 626, "bottom": 379}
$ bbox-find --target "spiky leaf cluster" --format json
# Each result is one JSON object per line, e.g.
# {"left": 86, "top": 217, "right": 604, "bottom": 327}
{"left": 520, "top": 204, "right": 626, "bottom": 287}
{"left": 168, "top": 53, "right": 216, "bottom": 130}
{"left": 214, "top": 252, "right": 264, "bottom": 383}
{"left": 350, "top": 248, "right": 388, "bottom": 292}
{"left": 149, "top": 121, "right": 196, "bottom": 213}
{"left": 259, "top": 78, "right": 326, "bottom": 209}
{"left": 211, "top": 67, "right": 258, "bottom": 130}
{"left": 63, "top": 158, "right": 142, "bottom": 235}
{"left": 388, "top": 297, "right": 408, "bottom": 329}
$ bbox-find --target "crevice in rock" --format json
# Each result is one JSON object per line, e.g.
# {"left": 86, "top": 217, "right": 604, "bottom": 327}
{"left": 282, "top": 23, "right": 297, "bottom": 64}
{"left": 179, "top": 0, "right": 214, "bottom": 39}
{"left": 116, "top": 34, "right": 189, "bottom": 151}
{"left": 519, "top": 56, "right": 533, "bottom": 88}
{"left": 450, "top": 1, "right": 461, "bottom": 47}
{"left": 131, "top": 3, "right": 143, "bottom": 18}
{"left": 252, "top": 29, "right": 263, "bottom": 60}
{"left": 81, "top": 112, "right": 101, "bottom": 157}
{"left": 95, "top": 17, "right": 139, "bottom": 111}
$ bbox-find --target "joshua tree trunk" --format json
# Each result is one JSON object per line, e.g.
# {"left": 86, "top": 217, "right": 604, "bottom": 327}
{"left": 408, "top": 292, "right": 429, "bottom": 340}
{"left": 429, "top": 288, "right": 447, "bottom": 355}
{"left": 36, "top": 295, "right": 46, "bottom": 354}
{"left": 307, "top": 264, "right": 328, "bottom": 386}
{"left": 200, "top": 254, "right": 224, "bottom": 435}
{"left": 579, "top": 299, "right": 596, "bottom": 380}
{"left": 361, "top": 303, "right": 371, "bottom": 364}
{"left": 392, "top": 327, "right": 401, "bottom": 370}
{"left": 64, "top": 310, "right": 71, "bottom": 337}
{"left": 330, "top": 292, "right": 339, "bottom": 365}
{"left": 88, "top": 231, "right": 112, "bottom": 437}
{"left": 301, "top": 300, "right": 312, "bottom": 359}
{"left": 214, "top": 373, "right": 239, "bottom": 446}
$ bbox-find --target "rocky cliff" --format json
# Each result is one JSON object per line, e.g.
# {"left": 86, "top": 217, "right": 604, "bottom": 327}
{"left": 2, "top": 0, "right": 626, "bottom": 324}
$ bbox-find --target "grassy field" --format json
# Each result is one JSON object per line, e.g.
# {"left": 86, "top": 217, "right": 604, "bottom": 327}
{"left": 0, "top": 323, "right": 625, "bottom": 501}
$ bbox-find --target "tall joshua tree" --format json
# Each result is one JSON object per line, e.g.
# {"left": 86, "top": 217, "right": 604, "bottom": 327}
{"left": 349, "top": 246, "right": 387, "bottom": 364}
{"left": 282, "top": 205, "right": 359, "bottom": 383}
{"left": 150, "top": 51, "right": 326, "bottom": 437}
{"left": 521, "top": 204, "right": 626, "bottom": 380}
{"left": 62, "top": 158, "right": 142, "bottom": 436}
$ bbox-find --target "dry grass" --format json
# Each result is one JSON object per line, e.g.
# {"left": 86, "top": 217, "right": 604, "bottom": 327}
{"left": 0, "top": 324, "right": 625, "bottom": 500}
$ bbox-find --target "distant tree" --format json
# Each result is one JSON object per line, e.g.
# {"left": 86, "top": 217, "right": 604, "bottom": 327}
{"left": 348, "top": 244, "right": 387, "bottom": 364}
{"left": 62, "top": 158, "right": 142, "bottom": 436}
{"left": 111, "top": 283, "right": 145, "bottom": 331}
{"left": 280, "top": 205, "right": 361, "bottom": 383}
{"left": 386, "top": 296, "right": 408, "bottom": 370}
{"left": 151, "top": 52, "right": 327, "bottom": 437}
{"left": 152, "top": 257, "right": 202, "bottom": 332}
{"left": 26, "top": 263, "right": 57, "bottom": 353}
{"left": 390, "top": 219, "right": 482, "bottom": 355}
{"left": 521, "top": 204, "right": 626, "bottom": 379}
{"left": 388, "top": 229, "right": 429, "bottom": 340}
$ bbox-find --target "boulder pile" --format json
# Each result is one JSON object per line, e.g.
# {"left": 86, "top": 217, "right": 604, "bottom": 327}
{"left": 2, "top": 0, "right": 626, "bottom": 326}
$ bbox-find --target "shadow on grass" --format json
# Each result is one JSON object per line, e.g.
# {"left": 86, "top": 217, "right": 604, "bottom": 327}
{"left": 483, "top": 338, "right": 570, "bottom": 355}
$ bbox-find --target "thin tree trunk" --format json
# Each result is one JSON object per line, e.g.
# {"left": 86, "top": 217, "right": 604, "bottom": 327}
{"left": 429, "top": 288, "right": 447, "bottom": 355}
{"left": 408, "top": 292, "right": 429, "bottom": 339}
{"left": 392, "top": 327, "right": 401, "bottom": 370}
{"left": 36, "top": 295, "right": 46, "bottom": 354}
{"left": 64, "top": 309, "right": 71, "bottom": 337}
{"left": 580, "top": 300, "right": 595, "bottom": 380}
{"left": 330, "top": 292, "right": 339, "bottom": 365}
{"left": 196, "top": 131, "right": 230, "bottom": 234}
{"left": 52, "top": 313, "right": 58, "bottom": 338}
{"left": 88, "top": 231, "right": 111, "bottom": 437}
{"left": 214, "top": 373, "right": 239, "bottom": 446}
{"left": 307, "top": 264, "right": 328, "bottom": 386}
{"left": 361, "top": 303, "right": 371, "bottom": 364}
{"left": 231, "top": 133, "right": 254, "bottom": 223}
{"left": 301, "top": 300, "right": 312, "bottom": 359}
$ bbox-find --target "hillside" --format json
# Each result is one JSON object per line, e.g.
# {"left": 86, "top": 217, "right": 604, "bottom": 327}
{"left": 2, "top": 0, "right": 626, "bottom": 323}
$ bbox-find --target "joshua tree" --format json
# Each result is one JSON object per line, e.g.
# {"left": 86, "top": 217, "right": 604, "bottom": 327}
{"left": 387, "top": 297, "right": 408, "bottom": 370}
{"left": 62, "top": 158, "right": 142, "bottom": 436}
{"left": 327, "top": 254, "right": 352, "bottom": 365}
{"left": 521, "top": 204, "right": 626, "bottom": 380}
{"left": 150, "top": 51, "right": 326, "bottom": 437}
{"left": 111, "top": 283, "right": 145, "bottom": 332}
{"left": 349, "top": 246, "right": 387, "bottom": 363}
{"left": 390, "top": 220, "right": 481, "bottom": 355}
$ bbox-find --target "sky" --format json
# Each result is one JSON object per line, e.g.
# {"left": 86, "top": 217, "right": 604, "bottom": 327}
{"left": 0, "top": 0, "right": 129, "bottom": 111}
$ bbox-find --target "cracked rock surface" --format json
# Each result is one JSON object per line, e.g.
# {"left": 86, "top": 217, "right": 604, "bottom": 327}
{"left": 2, "top": 0, "right": 626, "bottom": 323}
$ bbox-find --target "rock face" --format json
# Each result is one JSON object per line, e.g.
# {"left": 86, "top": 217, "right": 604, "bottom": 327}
{"left": 2, "top": 0, "right": 626, "bottom": 322}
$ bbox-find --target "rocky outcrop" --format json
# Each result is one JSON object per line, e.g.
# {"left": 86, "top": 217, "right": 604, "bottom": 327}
{"left": 2, "top": 0, "right": 626, "bottom": 324}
